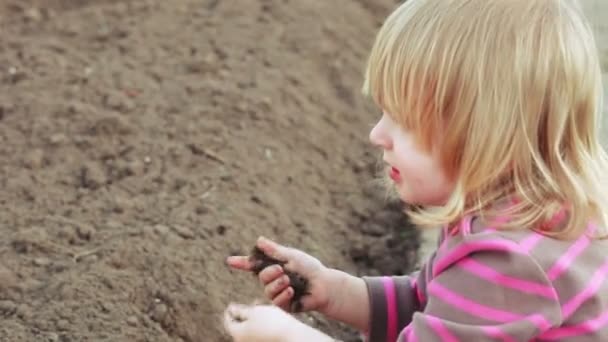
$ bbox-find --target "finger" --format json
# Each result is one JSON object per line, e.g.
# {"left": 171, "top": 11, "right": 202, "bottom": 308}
{"left": 264, "top": 274, "right": 290, "bottom": 299}
{"left": 258, "top": 264, "right": 284, "bottom": 285}
{"left": 256, "top": 236, "right": 293, "bottom": 262}
{"left": 224, "top": 305, "right": 246, "bottom": 339}
{"left": 226, "top": 256, "right": 254, "bottom": 271}
{"left": 226, "top": 303, "right": 250, "bottom": 322}
{"left": 223, "top": 306, "right": 239, "bottom": 331}
{"left": 299, "top": 294, "right": 316, "bottom": 312}
{"left": 272, "top": 286, "right": 294, "bottom": 311}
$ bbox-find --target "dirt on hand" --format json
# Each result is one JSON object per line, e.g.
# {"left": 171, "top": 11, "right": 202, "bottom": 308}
{"left": 248, "top": 245, "right": 310, "bottom": 313}
{"left": 0, "top": 0, "right": 419, "bottom": 341}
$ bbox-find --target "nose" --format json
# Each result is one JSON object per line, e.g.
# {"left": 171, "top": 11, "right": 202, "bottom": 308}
{"left": 369, "top": 117, "right": 392, "bottom": 150}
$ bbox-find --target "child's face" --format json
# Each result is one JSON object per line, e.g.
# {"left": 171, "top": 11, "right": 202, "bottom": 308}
{"left": 370, "top": 112, "right": 454, "bottom": 206}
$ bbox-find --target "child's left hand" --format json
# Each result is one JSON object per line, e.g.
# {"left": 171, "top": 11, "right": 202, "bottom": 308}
{"left": 223, "top": 303, "right": 335, "bottom": 342}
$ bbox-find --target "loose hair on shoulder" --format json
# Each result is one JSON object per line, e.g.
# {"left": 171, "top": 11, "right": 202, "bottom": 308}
{"left": 363, "top": 0, "right": 608, "bottom": 239}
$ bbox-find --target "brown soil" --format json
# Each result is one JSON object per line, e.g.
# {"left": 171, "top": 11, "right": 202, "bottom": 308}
{"left": 0, "top": 1, "right": 419, "bottom": 341}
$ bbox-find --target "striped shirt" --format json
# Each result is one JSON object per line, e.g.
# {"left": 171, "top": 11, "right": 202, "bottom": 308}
{"left": 363, "top": 215, "right": 608, "bottom": 341}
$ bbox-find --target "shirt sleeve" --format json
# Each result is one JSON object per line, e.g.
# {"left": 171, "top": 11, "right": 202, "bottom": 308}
{"left": 397, "top": 235, "right": 563, "bottom": 342}
{"left": 363, "top": 260, "right": 434, "bottom": 341}
{"left": 361, "top": 230, "right": 445, "bottom": 342}
{"left": 363, "top": 274, "right": 421, "bottom": 342}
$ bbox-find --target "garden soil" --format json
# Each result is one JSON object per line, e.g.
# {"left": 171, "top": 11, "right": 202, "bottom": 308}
{"left": 0, "top": 1, "right": 420, "bottom": 341}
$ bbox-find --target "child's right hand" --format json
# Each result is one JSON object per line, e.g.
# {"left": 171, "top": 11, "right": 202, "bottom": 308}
{"left": 226, "top": 237, "right": 336, "bottom": 314}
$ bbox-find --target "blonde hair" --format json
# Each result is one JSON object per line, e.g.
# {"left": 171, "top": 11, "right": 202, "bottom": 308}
{"left": 363, "top": 0, "right": 608, "bottom": 239}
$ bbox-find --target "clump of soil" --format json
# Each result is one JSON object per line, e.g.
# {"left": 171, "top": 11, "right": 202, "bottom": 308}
{"left": 249, "top": 246, "right": 310, "bottom": 313}
{"left": 0, "top": 0, "right": 419, "bottom": 341}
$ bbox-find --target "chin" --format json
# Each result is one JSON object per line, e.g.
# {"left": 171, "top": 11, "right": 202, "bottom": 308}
{"left": 397, "top": 192, "right": 419, "bottom": 206}
{"left": 399, "top": 192, "right": 446, "bottom": 207}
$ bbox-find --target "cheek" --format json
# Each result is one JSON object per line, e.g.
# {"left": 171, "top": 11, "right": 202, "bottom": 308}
{"left": 393, "top": 145, "right": 453, "bottom": 203}
{"left": 393, "top": 144, "right": 433, "bottom": 179}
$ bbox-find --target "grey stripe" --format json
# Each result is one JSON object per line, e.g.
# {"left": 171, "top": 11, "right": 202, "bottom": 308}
{"left": 363, "top": 277, "right": 389, "bottom": 342}
{"left": 393, "top": 275, "right": 419, "bottom": 329}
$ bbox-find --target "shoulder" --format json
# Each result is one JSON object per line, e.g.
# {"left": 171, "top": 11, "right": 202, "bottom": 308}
{"left": 433, "top": 216, "right": 550, "bottom": 278}
{"left": 424, "top": 216, "right": 564, "bottom": 334}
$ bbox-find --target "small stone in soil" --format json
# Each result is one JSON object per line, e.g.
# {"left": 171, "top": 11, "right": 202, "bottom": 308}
{"left": 101, "top": 301, "right": 114, "bottom": 313}
{"left": 16, "top": 304, "right": 32, "bottom": 319}
{"left": 150, "top": 303, "right": 168, "bottom": 322}
{"left": 33, "top": 258, "right": 51, "bottom": 267}
{"left": 0, "top": 300, "right": 16, "bottom": 314}
{"left": 56, "top": 319, "right": 69, "bottom": 330}
{"left": 0, "top": 266, "right": 17, "bottom": 292}
{"left": 248, "top": 246, "right": 310, "bottom": 312}
{"left": 46, "top": 332, "right": 59, "bottom": 342}
{"left": 49, "top": 133, "right": 67, "bottom": 145}
{"left": 172, "top": 225, "right": 195, "bottom": 239}
{"left": 153, "top": 224, "right": 170, "bottom": 236}
{"left": 82, "top": 254, "right": 99, "bottom": 263}
{"left": 126, "top": 315, "right": 138, "bottom": 326}
{"left": 76, "top": 224, "right": 96, "bottom": 241}
{"left": 24, "top": 8, "right": 42, "bottom": 21}
{"left": 24, "top": 149, "right": 45, "bottom": 169}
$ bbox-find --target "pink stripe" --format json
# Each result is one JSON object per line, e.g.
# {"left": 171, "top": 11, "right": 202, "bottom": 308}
{"left": 425, "top": 315, "right": 459, "bottom": 342}
{"left": 402, "top": 325, "right": 418, "bottom": 342}
{"left": 412, "top": 277, "right": 426, "bottom": 305}
{"left": 433, "top": 239, "right": 523, "bottom": 277}
{"left": 547, "top": 235, "right": 590, "bottom": 281}
{"left": 461, "top": 216, "right": 472, "bottom": 235}
{"left": 474, "top": 207, "right": 514, "bottom": 234}
{"left": 437, "top": 217, "right": 471, "bottom": 255}
{"left": 520, "top": 233, "right": 544, "bottom": 253}
{"left": 562, "top": 259, "right": 608, "bottom": 319}
{"left": 381, "top": 277, "right": 398, "bottom": 342}
{"left": 457, "top": 258, "right": 557, "bottom": 300}
{"left": 540, "top": 310, "right": 608, "bottom": 340}
{"left": 482, "top": 326, "right": 518, "bottom": 342}
{"left": 428, "top": 282, "right": 552, "bottom": 331}
{"left": 529, "top": 313, "right": 553, "bottom": 332}
{"left": 429, "top": 281, "right": 523, "bottom": 322}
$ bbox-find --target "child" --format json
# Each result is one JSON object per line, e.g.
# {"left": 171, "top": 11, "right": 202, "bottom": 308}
{"left": 224, "top": 0, "right": 608, "bottom": 340}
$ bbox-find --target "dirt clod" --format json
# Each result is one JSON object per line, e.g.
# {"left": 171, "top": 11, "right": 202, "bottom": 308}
{"left": 46, "top": 332, "right": 59, "bottom": 342}
{"left": 76, "top": 224, "right": 96, "bottom": 241}
{"left": 150, "top": 302, "right": 169, "bottom": 323}
{"left": 0, "top": 266, "right": 18, "bottom": 293}
{"left": 15, "top": 304, "right": 32, "bottom": 320}
{"left": 153, "top": 224, "right": 170, "bottom": 236}
{"left": 249, "top": 246, "right": 310, "bottom": 312}
{"left": 56, "top": 319, "right": 70, "bottom": 331}
{"left": 24, "top": 149, "right": 45, "bottom": 169}
{"left": 0, "top": 300, "right": 16, "bottom": 315}
{"left": 172, "top": 225, "right": 195, "bottom": 240}
{"left": 33, "top": 257, "right": 51, "bottom": 267}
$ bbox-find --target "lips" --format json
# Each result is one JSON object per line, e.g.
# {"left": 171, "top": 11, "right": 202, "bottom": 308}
{"left": 389, "top": 166, "right": 401, "bottom": 182}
